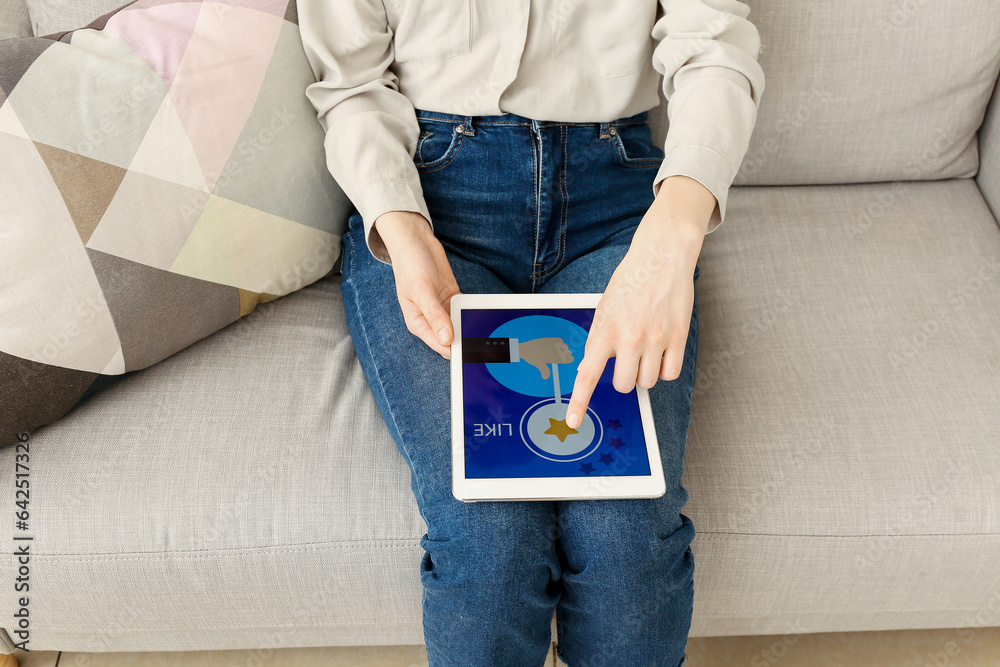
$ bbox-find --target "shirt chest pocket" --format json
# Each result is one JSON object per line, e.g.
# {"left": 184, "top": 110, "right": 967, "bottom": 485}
{"left": 392, "top": 0, "right": 473, "bottom": 66}
{"left": 550, "top": 3, "right": 656, "bottom": 79}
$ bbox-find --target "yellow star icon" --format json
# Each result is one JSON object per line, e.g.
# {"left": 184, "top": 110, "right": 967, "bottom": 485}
{"left": 544, "top": 417, "right": 579, "bottom": 442}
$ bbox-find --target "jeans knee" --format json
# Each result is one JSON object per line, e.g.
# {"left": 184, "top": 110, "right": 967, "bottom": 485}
{"left": 557, "top": 503, "right": 694, "bottom": 580}
{"left": 420, "top": 503, "right": 560, "bottom": 589}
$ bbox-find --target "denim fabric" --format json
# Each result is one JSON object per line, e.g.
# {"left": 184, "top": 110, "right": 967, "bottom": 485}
{"left": 339, "top": 107, "right": 699, "bottom": 667}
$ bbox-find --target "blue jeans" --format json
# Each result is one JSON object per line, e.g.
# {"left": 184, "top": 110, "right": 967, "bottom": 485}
{"left": 339, "top": 108, "right": 699, "bottom": 667}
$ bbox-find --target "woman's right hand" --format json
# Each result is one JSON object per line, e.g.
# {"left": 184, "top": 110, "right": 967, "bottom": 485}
{"left": 374, "top": 211, "right": 461, "bottom": 360}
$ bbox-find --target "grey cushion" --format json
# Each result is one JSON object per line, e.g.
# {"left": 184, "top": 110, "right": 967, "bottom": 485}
{"left": 0, "top": 0, "right": 31, "bottom": 39}
{"left": 685, "top": 177, "right": 1000, "bottom": 634}
{"left": 1, "top": 179, "right": 997, "bottom": 650}
{"left": 650, "top": 0, "right": 1000, "bottom": 186}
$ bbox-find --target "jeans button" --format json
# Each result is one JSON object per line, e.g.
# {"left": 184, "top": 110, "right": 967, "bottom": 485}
{"left": 456, "top": 124, "right": 465, "bottom": 134}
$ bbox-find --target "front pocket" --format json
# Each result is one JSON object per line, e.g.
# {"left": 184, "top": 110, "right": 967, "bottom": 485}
{"left": 610, "top": 122, "right": 664, "bottom": 168}
{"left": 392, "top": 0, "right": 473, "bottom": 66}
{"left": 414, "top": 124, "right": 465, "bottom": 172}
{"left": 550, "top": 4, "right": 656, "bottom": 78}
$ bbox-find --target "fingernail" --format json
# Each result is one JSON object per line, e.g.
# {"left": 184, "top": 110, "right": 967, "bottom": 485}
{"left": 437, "top": 327, "right": 450, "bottom": 343}
{"left": 566, "top": 412, "right": 580, "bottom": 428}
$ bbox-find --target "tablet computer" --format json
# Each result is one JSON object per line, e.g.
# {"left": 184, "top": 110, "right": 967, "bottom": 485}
{"left": 450, "top": 292, "right": 666, "bottom": 502}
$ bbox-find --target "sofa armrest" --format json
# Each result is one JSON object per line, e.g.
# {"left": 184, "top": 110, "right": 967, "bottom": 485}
{"left": 979, "top": 72, "right": 1000, "bottom": 225}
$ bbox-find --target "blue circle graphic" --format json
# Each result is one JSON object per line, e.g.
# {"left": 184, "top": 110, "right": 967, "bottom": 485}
{"left": 487, "top": 316, "right": 589, "bottom": 398}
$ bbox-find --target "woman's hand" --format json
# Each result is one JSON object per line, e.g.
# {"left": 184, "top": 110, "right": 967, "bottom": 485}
{"left": 374, "top": 210, "right": 461, "bottom": 360}
{"left": 564, "top": 176, "right": 714, "bottom": 428}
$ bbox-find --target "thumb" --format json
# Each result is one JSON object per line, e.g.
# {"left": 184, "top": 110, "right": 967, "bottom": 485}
{"left": 528, "top": 359, "right": 551, "bottom": 380}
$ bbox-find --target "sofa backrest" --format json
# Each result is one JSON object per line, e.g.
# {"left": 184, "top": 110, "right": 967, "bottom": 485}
{"left": 978, "top": 80, "right": 1000, "bottom": 223}
{"left": 0, "top": 0, "right": 31, "bottom": 39}
{"left": 650, "top": 0, "right": 1000, "bottom": 187}
{"left": 12, "top": 0, "right": 1000, "bottom": 191}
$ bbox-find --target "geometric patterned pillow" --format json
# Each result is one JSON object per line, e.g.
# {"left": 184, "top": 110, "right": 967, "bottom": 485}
{"left": 27, "top": 0, "right": 130, "bottom": 37}
{"left": 0, "top": 0, "right": 352, "bottom": 446}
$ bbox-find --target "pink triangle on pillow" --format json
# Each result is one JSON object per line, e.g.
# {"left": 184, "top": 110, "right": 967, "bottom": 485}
{"left": 124, "top": 0, "right": 290, "bottom": 19}
{"left": 103, "top": 2, "right": 203, "bottom": 91}
{"left": 210, "top": 0, "right": 290, "bottom": 18}
{"left": 165, "top": 2, "right": 285, "bottom": 191}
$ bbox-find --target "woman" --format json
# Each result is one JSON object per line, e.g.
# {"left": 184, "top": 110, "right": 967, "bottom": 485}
{"left": 298, "top": 1, "right": 764, "bottom": 665}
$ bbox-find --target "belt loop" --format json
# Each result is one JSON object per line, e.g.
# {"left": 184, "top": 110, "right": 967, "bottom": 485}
{"left": 458, "top": 114, "right": 475, "bottom": 136}
{"left": 599, "top": 121, "right": 611, "bottom": 140}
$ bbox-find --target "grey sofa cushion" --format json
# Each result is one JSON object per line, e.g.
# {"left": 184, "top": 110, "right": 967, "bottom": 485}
{"left": 1, "top": 179, "right": 997, "bottom": 650}
{"left": 685, "top": 177, "right": 1000, "bottom": 633}
{"left": 651, "top": 0, "right": 1000, "bottom": 186}
{"left": 0, "top": 0, "right": 31, "bottom": 39}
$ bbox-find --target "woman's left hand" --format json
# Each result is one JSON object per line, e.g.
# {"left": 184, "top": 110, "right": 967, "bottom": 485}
{"left": 564, "top": 176, "right": 712, "bottom": 429}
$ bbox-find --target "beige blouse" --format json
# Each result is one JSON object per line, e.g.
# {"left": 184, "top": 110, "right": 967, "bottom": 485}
{"left": 297, "top": 0, "right": 766, "bottom": 264}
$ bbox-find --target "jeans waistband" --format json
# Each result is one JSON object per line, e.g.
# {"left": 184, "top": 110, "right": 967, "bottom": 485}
{"left": 413, "top": 108, "right": 650, "bottom": 134}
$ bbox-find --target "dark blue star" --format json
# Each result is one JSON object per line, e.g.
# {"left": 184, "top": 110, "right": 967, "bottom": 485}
{"left": 607, "top": 418, "right": 622, "bottom": 431}
{"left": 599, "top": 452, "right": 615, "bottom": 466}
{"left": 579, "top": 462, "right": 596, "bottom": 475}
{"left": 609, "top": 436, "right": 626, "bottom": 450}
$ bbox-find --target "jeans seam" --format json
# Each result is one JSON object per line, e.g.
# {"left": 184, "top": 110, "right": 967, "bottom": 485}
{"left": 416, "top": 131, "right": 466, "bottom": 174}
{"left": 473, "top": 120, "right": 532, "bottom": 126}
{"left": 531, "top": 122, "right": 543, "bottom": 290}
{"left": 555, "top": 610, "right": 566, "bottom": 666}
{"left": 342, "top": 225, "right": 430, "bottom": 519}
{"left": 415, "top": 130, "right": 432, "bottom": 162}
{"left": 611, "top": 132, "right": 663, "bottom": 169}
{"left": 533, "top": 124, "right": 570, "bottom": 282}
{"left": 415, "top": 117, "right": 645, "bottom": 129}
{"left": 608, "top": 119, "right": 648, "bottom": 128}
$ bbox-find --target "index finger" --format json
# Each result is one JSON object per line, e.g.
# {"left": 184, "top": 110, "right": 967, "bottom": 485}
{"left": 565, "top": 345, "right": 612, "bottom": 429}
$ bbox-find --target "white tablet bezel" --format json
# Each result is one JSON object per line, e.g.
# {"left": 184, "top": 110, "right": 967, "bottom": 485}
{"left": 450, "top": 292, "right": 666, "bottom": 502}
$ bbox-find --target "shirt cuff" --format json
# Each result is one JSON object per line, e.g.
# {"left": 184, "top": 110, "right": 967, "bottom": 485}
{"left": 360, "top": 177, "right": 434, "bottom": 265}
{"left": 652, "top": 143, "right": 736, "bottom": 235}
{"left": 509, "top": 338, "right": 519, "bottom": 363}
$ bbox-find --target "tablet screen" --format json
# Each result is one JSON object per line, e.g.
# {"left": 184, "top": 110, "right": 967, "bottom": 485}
{"left": 460, "top": 307, "right": 652, "bottom": 480}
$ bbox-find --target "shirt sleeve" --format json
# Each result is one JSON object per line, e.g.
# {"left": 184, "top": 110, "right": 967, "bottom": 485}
{"left": 651, "top": 0, "right": 766, "bottom": 233}
{"left": 297, "top": 0, "right": 432, "bottom": 265}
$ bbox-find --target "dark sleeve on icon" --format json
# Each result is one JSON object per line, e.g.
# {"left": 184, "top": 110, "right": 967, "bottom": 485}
{"left": 463, "top": 338, "right": 513, "bottom": 363}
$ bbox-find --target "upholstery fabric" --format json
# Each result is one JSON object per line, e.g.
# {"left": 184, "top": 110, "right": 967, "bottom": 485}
{"left": 0, "top": 0, "right": 31, "bottom": 39}
{"left": 650, "top": 0, "right": 1000, "bottom": 187}
{"left": 0, "top": 0, "right": 351, "bottom": 446}
{"left": 2, "top": 0, "right": 999, "bottom": 654}
{"left": 978, "top": 76, "right": 1000, "bottom": 223}
{"left": 1, "top": 180, "right": 997, "bottom": 649}
{"left": 25, "top": 0, "right": 124, "bottom": 36}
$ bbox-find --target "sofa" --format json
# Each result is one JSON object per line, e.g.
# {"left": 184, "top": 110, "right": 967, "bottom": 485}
{"left": 1, "top": 0, "right": 999, "bottom": 658}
